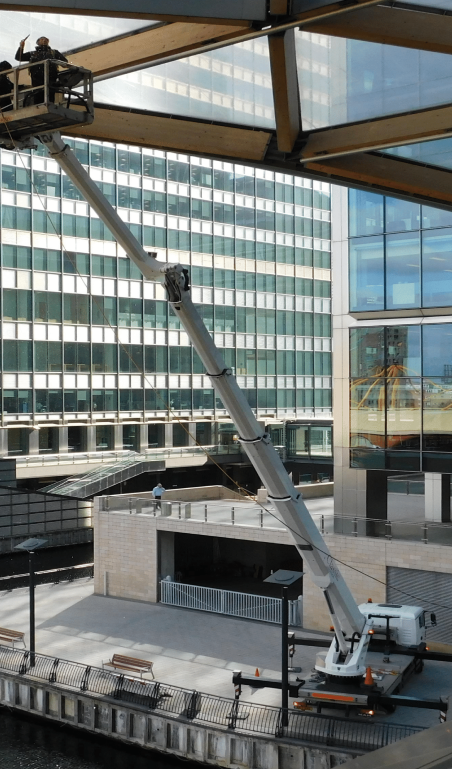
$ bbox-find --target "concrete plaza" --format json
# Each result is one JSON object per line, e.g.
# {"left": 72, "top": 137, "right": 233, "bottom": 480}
{"left": 0, "top": 578, "right": 451, "bottom": 730}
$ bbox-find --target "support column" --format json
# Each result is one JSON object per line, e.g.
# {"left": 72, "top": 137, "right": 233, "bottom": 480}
{"left": 186, "top": 423, "right": 196, "bottom": 446}
{"left": 158, "top": 531, "right": 175, "bottom": 581}
{"left": 28, "top": 427, "right": 39, "bottom": 455}
{"left": 268, "top": 28, "right": 301, "bottom": 152}
{"left": 139, "top": 424, "right": 148, "bottom": 453}
{"left": 86, "top": 425, "right": 96, "bottom": 453}
{"left": 0, "top": 429, "right": 8, "bottom": 457}
{"left": 58, "top": 427, "right": 68, "bottom": 454}
{"left": 164, "top": 423, "right": 173, "bottom": 448}
{"left": 442, "top": 475, "right": 451, "bottom": 523}
{"left": 113, "top": 424, "right": 123, "bottom": 452}
{"left": 425, "top": 473, "right": 443, "bottom": 521}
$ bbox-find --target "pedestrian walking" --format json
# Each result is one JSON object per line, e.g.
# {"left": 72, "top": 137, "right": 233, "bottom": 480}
{"left": 152, "top": 482, "right": 165, "bottom": 510}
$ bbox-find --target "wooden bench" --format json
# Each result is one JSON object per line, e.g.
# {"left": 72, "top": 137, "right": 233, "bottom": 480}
{"left": 102, "top": 653, "right": 154, "bottom": 679}
{"left": 0, "top": 627, "right": 25, "bottom": 648}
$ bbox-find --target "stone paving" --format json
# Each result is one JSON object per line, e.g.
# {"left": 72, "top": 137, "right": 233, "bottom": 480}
{"left": 1, "top": 578, "right": 452, "bottom": 729}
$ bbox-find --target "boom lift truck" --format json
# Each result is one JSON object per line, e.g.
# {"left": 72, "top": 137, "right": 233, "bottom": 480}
{"left": 1, "top": 64, "right": 448, "bottom": 719}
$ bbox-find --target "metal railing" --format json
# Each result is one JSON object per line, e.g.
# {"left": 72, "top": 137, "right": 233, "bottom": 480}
{"left": 161, "top": 581, "right": 302, "bottom": 626}
{"left": 0, "top": 563, "right": 93, "bottom": 591}
{"left": 16, "top": 443, "right": 242, "bottom": 469}
{"left": 7, "top": 59, "right": 93, "bottom": 114}
{"left": 0, "top": 645, "right": 423, "bottom": 751}
{"left": 101, "top": 494, "right": 452, "bottom": 547}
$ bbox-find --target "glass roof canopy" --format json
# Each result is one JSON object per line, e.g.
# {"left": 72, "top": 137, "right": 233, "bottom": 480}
{"left": 1, "top": 1, "right": 452, "bottom": 208}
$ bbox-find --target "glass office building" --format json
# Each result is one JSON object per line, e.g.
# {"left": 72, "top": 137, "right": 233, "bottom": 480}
{"left": 333, "top": 184, "right": 452, "bottom": 521}
{"left": 0, "top": 138, "right": 332, "bottom": 475}
{"left": 0, "top": 13, "right": 336, "bottom": 483}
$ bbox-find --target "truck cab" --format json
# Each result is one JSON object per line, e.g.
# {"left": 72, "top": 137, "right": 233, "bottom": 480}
{"left": 358, "top": 602, "right": 431, "bottom": 648}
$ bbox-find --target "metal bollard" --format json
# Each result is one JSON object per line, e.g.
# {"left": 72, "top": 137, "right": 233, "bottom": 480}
{"left": 231, "top": 506, "right": 235, "bottom": 525}
{"left": 204, "top": 504, "right": 208, "bottom": 523}
{"left": 178, "top": 502, "right": 182, "bottom": 520}
{"left": 259, "top": 511, "right": 263, "bottom": 528}
{"left": 385, "top": 521, "right": 392, "bottom": 540}
{"left": 422, "top": 523, "right": 428, "bottom": 544}
{"left": 353, "top": 517, "right": 358, "bottom": 537}
{"left": 320, "top": 514, "right": 325, "bottom": 535}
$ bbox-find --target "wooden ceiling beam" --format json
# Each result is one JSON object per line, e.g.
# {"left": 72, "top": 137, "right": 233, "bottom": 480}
{"left": 69, "top": 22, "right": 249, "bottom": 77}
{"left": 268, "top": 29, "right": 301, "bottom": 153}
{"left": 299, "top": 104, "right": 452, "bottom": 163}
{"left": 304, "top": 153, "right": 452, "bottom": 209}
{"left": 307, "top": 4, "right": 452, "bottom": 56}
{"left": 66, "top": 106, "right": 272, "bottom": 162}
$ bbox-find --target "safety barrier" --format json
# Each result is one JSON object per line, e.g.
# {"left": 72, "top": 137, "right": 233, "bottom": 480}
{"left": 161, "top": 580, "right": 299, "bottom": 627}
{"left": 0, "top": 645, "right": 423, "bottom": 751}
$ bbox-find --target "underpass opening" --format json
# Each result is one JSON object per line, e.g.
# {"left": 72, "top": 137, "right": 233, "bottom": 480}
{"left": 171, "top": 532, "right": 302, "bottom": 600}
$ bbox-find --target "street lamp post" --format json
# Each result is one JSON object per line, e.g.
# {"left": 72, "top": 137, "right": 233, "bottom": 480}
{"left": 14, "top": 537, "right": 48, "bottom": 666}
{"left": 264, "top": 569, "right": 303, "bottom": 730}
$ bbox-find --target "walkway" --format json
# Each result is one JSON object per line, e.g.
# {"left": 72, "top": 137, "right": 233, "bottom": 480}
{"left": 0, "top": 579, "right": 451, "bottom": 729}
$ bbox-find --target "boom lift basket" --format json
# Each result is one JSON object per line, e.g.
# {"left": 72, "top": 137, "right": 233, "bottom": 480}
{"left": 0, "top": 59, "right": 93, "bottom": 148}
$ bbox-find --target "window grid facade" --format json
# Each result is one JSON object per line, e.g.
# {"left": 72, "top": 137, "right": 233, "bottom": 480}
{"left": 348, "top": 190, "right": 452, "bottom": 474}
{"left": 0, "top": 139, "right": 332, "bottom": 453}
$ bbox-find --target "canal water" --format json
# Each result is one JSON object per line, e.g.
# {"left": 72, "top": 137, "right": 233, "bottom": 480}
{"left": 0, "top": 709, "right": 191, "bottom": 769}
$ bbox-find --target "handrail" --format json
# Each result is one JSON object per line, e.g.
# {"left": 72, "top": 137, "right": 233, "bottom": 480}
{"left": 0, "top": 644, "right": 423, "bottom": 750}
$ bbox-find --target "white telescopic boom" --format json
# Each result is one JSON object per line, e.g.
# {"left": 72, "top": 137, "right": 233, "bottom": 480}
{"left": 41, "top": 132, "right": 365, "bottom": 647}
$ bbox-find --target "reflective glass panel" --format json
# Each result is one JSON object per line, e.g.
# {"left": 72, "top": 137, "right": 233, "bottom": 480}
{"left": 423, "top": 378, "right": 452, "bottom": 452}
{"left": 384, "top": 139, "right": 452, "bottom": 171}
{"left": 96, "top": 39, "right": 275, "bottom": 129}
{"left": 385, "top": 198, "right": 420, "bottom": 233}
{"left": 349, "top": 189, "right": 384, "bottom": 237}
{"left": 310, "top": 426, "right": 332, "bottom": 457}
{"left": 287, "top": 424, "right": 309, "bottom": 456}
{"left": 423, "top": 324, "right": 452, "bottom": 375}
{"left": 386, "top": 232, "right": 420, "bottom": 310}
{"left": 422, "top": 229, "right": 452, "bottom": 307}
{"left": 349, "top": 236, "right": 384, "bottom": 311}
{"left": 386, "top": 326, "right": 421, "bottom": 376}
{"left": 350, "top": 327, "right": 385, "bottom": 378}
{"left": 386, "top": 377, "right": 421, "bottom": 451}
{"left": 350, "top": 377, "right": 385, "bottom": 449}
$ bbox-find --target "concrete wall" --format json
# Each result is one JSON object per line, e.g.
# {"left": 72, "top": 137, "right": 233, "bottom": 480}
{"left": 303, "top": 534, "right": 452, "bottom": 631}
{"left": 0, "top": 670, "right": 357, "bottom": 768}
{"left": 93, "top": 503, "right": 292, "bottom": 603}
{"left": 296, "top": 482, "right": 334, "bottom": 499}
{"left": 94, "top": 502, "right": 452, "bottom": 633}
{"left": 162, "top": 486, "right": 246, "bottom": 502}
{"left": 107, "top": 486, "right": 247, "bottom": 502}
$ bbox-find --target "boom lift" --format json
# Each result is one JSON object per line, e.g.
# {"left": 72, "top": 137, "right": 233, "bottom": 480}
{"left": 1, "top": 75, "right": 443, "bottom": 713}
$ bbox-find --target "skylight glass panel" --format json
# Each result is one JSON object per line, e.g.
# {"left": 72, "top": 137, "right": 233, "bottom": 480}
{"left": 94, "top": 38, "right": 275, "bottom": 130}
{"left": 383, "top": 139, "right": 452, "bottom": 172}
{"left": 296, "top": 30, "right": 452, "bottom": 129}
{"left": 0, "top": 12, "right": 150, "bottom": 62}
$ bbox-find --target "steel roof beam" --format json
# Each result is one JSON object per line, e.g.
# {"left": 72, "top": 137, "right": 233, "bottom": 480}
{"left": 0, "top": 0, "right": 266, "bottom": 22}
{"left": 268, "top": 29, "right": 301, "bottom": 153}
